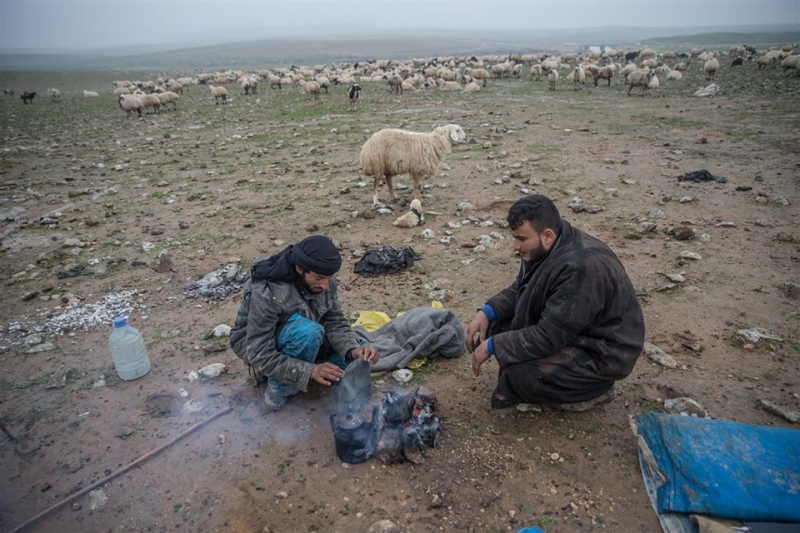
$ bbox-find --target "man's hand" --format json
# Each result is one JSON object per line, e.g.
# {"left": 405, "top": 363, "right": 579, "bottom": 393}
{"left": 465, "top": 310, "right": 490, "bottom": 353}
{"left": 471, "top": 340, "right": 491, "bottom": 377}
{"left": 311, "top": 362, "right": 345, "bottom": 386}
{"left": 352, "top": 344, "right": 379, "bottom": 365}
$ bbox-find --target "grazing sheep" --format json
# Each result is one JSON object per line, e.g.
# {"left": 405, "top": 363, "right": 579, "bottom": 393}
{"left": 83, "top": 90, "right": 99, "bottom": 98}
{"left": 569, "top": 65, "right": 585, "bottom": 89}
{"left": 157, "top": 90, "right": 179, "bottom": 111}
{"left": 47, "top": 88, "right": 61, "bottom": 101}
{"left": 731, "top": 57, "right": 745, "bottom": 67}
{"left": 587, "top": 65, "right": 613, "bottom": 87}
{"left": 529, "top": 64, "right": 543, "bottom": 82}
{"left": 547, "top": 68, "right": 559, "bottom": 90}
{"left": 268, "top": 74, "right": 282, "bottom": 89}
{"left": 114, "top": 86, "right": 131, "bottom": 96}
{"left": 315, "top": 76, "right": 330, "bottom": 94}
{"left": 118, "top": 94, "right": 144, "bottom": 118}
{"left": 360, "top": 123, "right": 467, "bottom": 205}
{"left": 20, "top": 91, "right": 36, "bottom": 104}
{"left": 3, "top": 89, "right": 15, "bottom": 95}
{"left": 464, "top": 81, "right": 481, "bottom": 93}
{"left": 208, "top": 84, "right": 228, "bottom": 104}
{"left": 648, "top": 75, "right": 660, "bottom": 90}
{"left": 470, "top": 67, "right": 491, "bottom": 86}
{"left": 393, "top": 199, "right": 424, "bottom": 228}
{"left": 299, "top": 80, "right": 321, "bottom": 99}
{"left": 704, "top": 57, "right": 720, "bottom": 80}
{"left": 437, "top": 79, "right": 462, "bottom": 91}
{"left": 347, "top": 83, "right": 361, "bottom": 110}
{"left": 666, "top": 70, "right": 683, "bottom": 81}
{"left": 781, "top": 54, "right": 800, "bottom": 75}
{"left": 626, "top": 69, "right": 656, "bottom": 95}
{"left": 140, "top": 93, "right": 162, "bottom": 114}
{"left": 673, "top": 62, "right": 689, "bottom": 71}
{"left": 384, "top": 74, "right": 403, "bottom": 94}
{"left": 241, "top": 76, "right": 258, "bottom": 95}
{"left": 167, "top": 80, "right": 183, "bottom": 94}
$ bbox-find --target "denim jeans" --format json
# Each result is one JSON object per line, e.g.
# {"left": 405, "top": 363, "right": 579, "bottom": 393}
{"left": 268, "top": 313, "right": 347, "bottom": 399}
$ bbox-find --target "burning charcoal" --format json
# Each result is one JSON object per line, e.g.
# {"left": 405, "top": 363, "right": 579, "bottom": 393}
{"left": 377, "top": 425, "right": 404, "bottom": 464}
{"left": 382, "top": 391, "right": 415, "bottom": 424}
{"left": 416, "top": 413, "right": 441, "bottom": 449}
{"left": 402, "top": 425, "right": 425, "bottom": 464}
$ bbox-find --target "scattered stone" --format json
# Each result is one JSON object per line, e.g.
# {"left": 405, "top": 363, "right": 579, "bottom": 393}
{"left": 774, "top": 232, "right": 796, "bottom": 243}
{"left": 26, "top": 342, "right": 56, "bottom": 354}
{"left": 185, "top": 264, "right": 247, "bottom": 300}
{"left": 361, "top": 208, "right": 375, "bottom": 219}
{"left": 550, "top": 452, "right": 560, "bottom": 461}
{"left": 71, "top": 503, "right": 81, "bottom": 511}
{"left": 179, "top": 388, "right": 189, "bottom": 398}
{"left": 186, "top": 371, "right": 199, "bottom": 382}
{"left": 198, "top": 363, "right": 226, "bottom": 378}
{"left": 153, "top": 251, "right": 174, "bottom": 273}
{"left": 141, "top": 242, "right": 155, "bottom": 252}
{"left": 88, "top": 488, "right": 108, "bottom": 510}
{"left": 715, "top": 221, "right": 736, "bottom": 228}
{"left": 92, "top": 376, "right": 106, "bottom": 388}
{"left": 665, "top": 273, "right": 686, "bottom": 283}
{"left": 22, "top": 291, "right": 39, "bottom": 302}
{"left": 45, "top": 365, "right": 71, "bottom": 389}
{"left": 275, "top": 491, "right": 288, "bottom": 499}
{"left": 759, "top": 400, "right": 800, "bottom": 424}
{"left": 673, "top": 226, "right": 695, "bottom": 240}
{"left": 115, "top": 426, "right": 135, "bottom": 439}
{"left": 679, "top": 251, "right": 702, "bottom": 261}
{"left": 643, "top": 341, "right": 678, "bottom": 368}
{"left": 183, "top": 400, "right": 204, "bottom": 413}
{"left": 205, "top": 324, "right": 232, "bottom": 339}
{"left": 391, "top": 369, "right": 413, "bottom": 384}
{"left": 515, "top": 403, "right": 542, "bottom": 413}
{"left": 428, "top": 289, "right": 453, "bottom": 301}
{"left": 664, "top": 397, "right": 708, "bottom": 418}
{"left": 366, "top": 520, "right": 401, "bottom": 533}
{"left": 421, "top": 228, "right": 434, "bottom": 239}
{"left": 736, "top": 328, "right": 783, "bottom": 343}
{"left": 648, "top": 209, "right": 667, "bottom": 219}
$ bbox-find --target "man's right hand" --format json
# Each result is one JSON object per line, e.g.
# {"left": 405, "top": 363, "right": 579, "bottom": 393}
{"left": 311, "top": 362, "right": 345, "bottom": 386}
{"left": 465, "top": 310, "right": 490, "bottom": 353}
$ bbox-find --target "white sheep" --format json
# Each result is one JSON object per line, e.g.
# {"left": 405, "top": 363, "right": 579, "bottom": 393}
{"left": 140, "top": 93, "right": 161, "bottom": 114}
{"left": 393, "top": 199, "right": 424, "bottom": 228}
{"left": 569, "top": 65, "right": 585, "bottom": 90}
{"left": 241, "top": 76, "right": 257, "bottom": 95}
{"left": 587, "top": 65, "right": 613, "bottom": 87}
{"left": 437, "top": 80, "right": 462, "bottom": 91}
{"left": 360, "top": 123, "right": 466, "bottom": 205}
{"left": 464, "top": 81, "right": 481, "bottom": 93}
{"left": 648, "top": 74, "right": 660, "bottom": 90}
{"left": 704, "top": 57, "right": 720, "bottom": 80}
{"left": 157, "top": 90, "right": 179, "bottom": 111}
{"left": 781, "top": 54, "right": 800, "bottom": 75}
{"left": 208, "top": 84, "right": 228, "bottom": 105}
{"left": 315, "top": 76, "right": 330, "bottom": 93}
{"left": 529, "top": 64, "right": 543, "bottom": 81}
{"left": 118, "top": 94, "right": 144, "bottom": 118}
{"left": 626, "top": 69, "right": 656, "bottom": 95}
{"left": 113, "top": 86, "right": 130, "bottom": 96}
{"left": 268, "top": 74, "right": 282, "bottom": 89}
{"left": 619, "top": 63, "right": 638, "bottom": 79}
{"left": 167, "top": 80, "right": 184, "bottom": 94}
{"left": 47, "top": 88, "right": 61, "bottom": 101}
{"left": 666, "top": 70, "right": 683, "bottom": 81}
{"left": 83, "top": 90, "right": 99, "bottom": 98}
{"left": 299, "top": 80, "right": 321, "bottom": 99}
{"left": 547, "top": 68, "right": 559, "bottom": 90}
{"left": 469, "top": 67, "right": 491, "bottom": 86}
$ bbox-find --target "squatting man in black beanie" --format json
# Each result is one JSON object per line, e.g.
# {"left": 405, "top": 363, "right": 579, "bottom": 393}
{"left": 230, "top": 235, "right": 379, "bottom": 411}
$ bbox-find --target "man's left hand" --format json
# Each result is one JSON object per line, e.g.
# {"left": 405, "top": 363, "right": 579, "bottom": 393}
{"left": 471, "top": 340, "right": 491, "bottom": 376}
{"left": 352, "top": 344, "right": 379, "bottom": 365}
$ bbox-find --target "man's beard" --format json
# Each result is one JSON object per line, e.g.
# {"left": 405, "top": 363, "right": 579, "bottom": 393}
{"left": 525, "top": 241, "right": 548, "bottom": 264}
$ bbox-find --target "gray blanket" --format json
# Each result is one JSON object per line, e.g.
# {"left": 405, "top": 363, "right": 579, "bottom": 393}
{"left": 353, "top": 307, "right": 465, "bottom": 372}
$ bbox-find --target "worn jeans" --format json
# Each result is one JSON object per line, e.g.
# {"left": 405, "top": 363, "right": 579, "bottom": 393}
{"left": 267, "top": 313, "right": 348, "bottom": 400}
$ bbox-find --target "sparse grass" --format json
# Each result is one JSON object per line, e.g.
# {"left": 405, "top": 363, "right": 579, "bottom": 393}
{"left": 0, "top": 372, "right": 54, "bottom": 391}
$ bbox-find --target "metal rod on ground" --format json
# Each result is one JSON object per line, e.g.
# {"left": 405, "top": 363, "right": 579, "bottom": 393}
{"left": 0, "top": 420, "right": 17, "bottom": 441}
{"left": 11, "top": 406, "right": 233, "bottom": 533}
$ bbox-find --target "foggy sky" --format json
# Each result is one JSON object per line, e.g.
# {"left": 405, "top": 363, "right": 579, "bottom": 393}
{"left": 1, "top": 0, "right": 798, "bottom": 51}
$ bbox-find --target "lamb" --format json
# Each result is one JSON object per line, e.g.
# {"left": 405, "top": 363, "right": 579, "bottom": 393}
{"left": 626, "top": 69, "right": 656, "bottom": 95}
{"left": 648, "top": 74, "right": 660, "bottom": 90}
{"left": 360, "top": 123, "right": 467, "bottom": 205}
{"left": 704, "top": 57, "right": 720, "bottom": 80}
{"left": 666, "top": 70, "right": 683, "bottom": 81}
{"left": 464, "top": 81, "right": 481, "bottom": 93}
{"left": 347, "top": 83, "right": 361, "bottom": 110}
{"left": 569, "top": 65, "right": 585, "bottom": 90}
{"left": 587, "top": 65, "right": 613, "bottom": 87}
{"left": 547, "top": 68, "right": 559, "bottom": 90}
{"left": 241, "top": 76, "right": 257, "bottom": 95}
{"left": 157, "top": 90, "right": 179, "bottom": 111}
{"left": 437, "top": 80, "right": 462, "bottom": 91}
{"left": 83, "top": 90, "right": 99, "bottom": 98}
{"left": 384, "top": 75, "right": 403, "bottom": 94}
{"left": 47, "top": 88, "right": 61, "bottom": 101}
{"left": 20, "top": 91, "right": 36, "bottom": 104}
{"left": 529, "top": 64, "right": 543, "bottom": 81}
{"left": 118, "top": 94, "right": 144, "bottom": 118}
{"left": 208, "top": 84, "right": 228, "bottom": 104}
{"left": 393, "top": 199, "right": 424, "bottom": 228}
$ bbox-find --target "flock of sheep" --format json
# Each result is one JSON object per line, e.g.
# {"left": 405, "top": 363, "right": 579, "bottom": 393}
{"left": 7, "top": 42, "right": 797, "bottom": 224}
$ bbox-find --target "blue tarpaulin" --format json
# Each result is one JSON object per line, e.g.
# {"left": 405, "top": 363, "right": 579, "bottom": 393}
{"left": 632, "top": 413, "right": 800, "bottom": 527}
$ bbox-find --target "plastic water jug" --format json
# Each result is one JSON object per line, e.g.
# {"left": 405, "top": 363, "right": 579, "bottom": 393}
{"left": 109, "top": 315, "right": 151, "bottom": 380}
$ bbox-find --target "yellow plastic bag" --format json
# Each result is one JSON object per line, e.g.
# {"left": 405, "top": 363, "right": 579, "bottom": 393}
{"left": 352, "top": 310, "right": 391, "bottom": 332}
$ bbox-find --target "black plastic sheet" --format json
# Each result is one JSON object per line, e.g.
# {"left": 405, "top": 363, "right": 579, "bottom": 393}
{"left": 354, "top": 246, "right": 421, "bottom": 277}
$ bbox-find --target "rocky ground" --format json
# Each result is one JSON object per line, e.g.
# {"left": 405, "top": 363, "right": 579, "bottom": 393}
{"left": 0, "top": 61, "right": 798, "bottom": 533}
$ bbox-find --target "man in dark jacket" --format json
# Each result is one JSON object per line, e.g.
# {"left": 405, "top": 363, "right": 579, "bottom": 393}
{"left": 466, "top": 195, "right": 644, "bottom": 411}
{"left": 230, "top": 235, "right": 379, "bottom": 410}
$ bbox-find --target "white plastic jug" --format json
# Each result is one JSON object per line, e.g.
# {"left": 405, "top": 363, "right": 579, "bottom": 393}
{"left": 108, "top": 315, "right": 151, "bottom": 380}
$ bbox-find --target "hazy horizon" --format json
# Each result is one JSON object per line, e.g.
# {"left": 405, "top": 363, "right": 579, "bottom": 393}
{"left": 1, "top": 0, "right": 798, "bottom": 52}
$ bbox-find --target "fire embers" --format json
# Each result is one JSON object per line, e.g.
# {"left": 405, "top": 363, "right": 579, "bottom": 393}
{"left": 377, "top": 387, "right": 440, "bottom": 465}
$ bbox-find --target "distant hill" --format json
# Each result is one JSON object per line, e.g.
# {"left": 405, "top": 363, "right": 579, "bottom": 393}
{"left": 0, "top": 24, "right": 797, "bottom": 71}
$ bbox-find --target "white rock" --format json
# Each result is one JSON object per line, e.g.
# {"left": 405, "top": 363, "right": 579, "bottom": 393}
{"left": 679, "top": 251, "right": 702, "bottom": 260}
{"left": 421, "top": 228, "right": 434, "bottom": 239}
{"left": 392, "top": 369, "right": 413, "bottom": 383}
{"left": 183, "top": 400, "right": 204, "bottom": 413}
{"left": 736, "top": 328, "right": 783, "bottom": 343}
{"left": 664, "top": 397, "right": 708, "bottom": 418}
{"left": 643, "top": 341, "right": 677, "bottom": 368}
{"left": 209, "top": 324, "right": 231, "bottom": 338}
{"left": 186, "top": 371, "right": 199, "bottom": 382}
{"left": 179, "top": 388, "right": 189, "bottom": 398}
{"left": 142, "top": 242, "right": 155, "bottom": 252}
{"left": 198, "top": 363, "right": 226, "bottom": 378}
{"left": 88, "top": 489, "right": 108, "bottom": 510}
{"left": 26, "top": 342, "right": 56, "bottom": 354}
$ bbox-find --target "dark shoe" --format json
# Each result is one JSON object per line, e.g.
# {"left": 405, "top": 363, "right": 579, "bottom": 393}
{"left": 556, "top": 385, "right": 617, "bottom": 412}
{"left": 491, "top": 393, "right": 520, "bottom": 410}
{"left": 264, "top": 386, "right": 287, "bottom": 412}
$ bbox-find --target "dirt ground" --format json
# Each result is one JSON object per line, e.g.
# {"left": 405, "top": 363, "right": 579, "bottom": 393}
{"left": 0, "top": 60, "right": 798, "bottom": 533}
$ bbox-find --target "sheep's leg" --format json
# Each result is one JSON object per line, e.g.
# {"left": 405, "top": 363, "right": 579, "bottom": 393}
{"left": 410, "top": 174, "right": 422, "bottom": 202}
{"left": 372, "top": 176, "right": 381, "bottom": 206}
{"left": 385, "top": 175, "right": 397, "bottom": 202}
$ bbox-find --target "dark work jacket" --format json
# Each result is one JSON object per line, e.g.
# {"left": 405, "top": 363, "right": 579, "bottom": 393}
{"left": 487, "top": 219, "right": 644, "bottom": 386}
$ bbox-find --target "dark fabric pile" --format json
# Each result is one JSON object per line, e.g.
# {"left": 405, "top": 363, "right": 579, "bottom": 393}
{"left": 353, "top": 246, "right": 421, "bottom": 277}
{"left": 185, "top": 264, "right": 249, "bottom": 300}
{"left": 676, "top": 169, "right": 728, "bottom": 183}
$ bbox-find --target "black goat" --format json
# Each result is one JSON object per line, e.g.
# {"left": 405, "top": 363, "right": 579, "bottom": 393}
{"left": 731, "top": 57, "right": 745, "bottom": 67}
{"left": 20, "top": 91, "right": 36, "bottom": 104}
